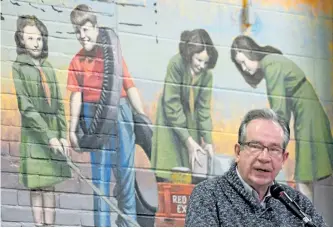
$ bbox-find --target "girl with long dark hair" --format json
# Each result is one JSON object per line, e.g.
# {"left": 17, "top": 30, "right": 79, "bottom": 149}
{"left": 230, "top": 35, "right": 333, "bottom": 199}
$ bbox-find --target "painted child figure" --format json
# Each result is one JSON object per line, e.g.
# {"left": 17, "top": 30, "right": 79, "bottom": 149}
{"left": 12, "top": 15, "right": 71, "bottom": 226}
{"left": 67, "top": 4, "right": 146, "bottom": 227}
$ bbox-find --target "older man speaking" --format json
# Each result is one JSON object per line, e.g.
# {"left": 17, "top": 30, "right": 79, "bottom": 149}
{"left": 185, "top": 108, "right": 327, "bottom": 227}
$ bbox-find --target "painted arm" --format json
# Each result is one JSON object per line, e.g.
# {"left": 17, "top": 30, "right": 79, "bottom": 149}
{"left": 163, "top": 61, "right": 205, "bottom": 168}
{"left": 196, "top": 71, "right": 214, "bottom": 156}
{"left": 163, "top": 61, "right": 191, "bottom": 143}
{"left": 127, "top": 87, "right": 145, "bottom": 115}
{"left": 53, "top": 71, "right": 70, "bottom": 155}
{"left": 264, "top": 62, "right": 291, "bottom": 124}
{"left": 121, "top": 58, "right": 145, "bottom": 115}
{"left": 196, "top": 71, "right": 213, "bottom": 144}
{"left": 69, "top": 91, "right": 82, "bottom": 150}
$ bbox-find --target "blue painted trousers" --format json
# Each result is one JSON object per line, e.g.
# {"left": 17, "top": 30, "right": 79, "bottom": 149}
{"left": 83, "top": 98, "right": 137, "bottom": 227}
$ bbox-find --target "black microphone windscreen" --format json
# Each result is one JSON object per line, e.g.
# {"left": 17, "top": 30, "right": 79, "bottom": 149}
{"left": 270, "top": 184, "right": 285, "bottom": 198}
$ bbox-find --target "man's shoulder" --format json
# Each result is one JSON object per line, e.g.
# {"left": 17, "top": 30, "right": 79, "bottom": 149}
{"left": 279, "top": 183, "right": 327, "bottom": 226}
{"left": 192, "top": 175, "right": 226, "bottom": 194}
{"left": 278, "top": 183, "right": 314, "bottom": 206}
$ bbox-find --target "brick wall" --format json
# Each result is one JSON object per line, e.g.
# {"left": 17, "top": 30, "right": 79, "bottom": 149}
{"left": 1, "top": 0, "right": 333, "bottom": 227}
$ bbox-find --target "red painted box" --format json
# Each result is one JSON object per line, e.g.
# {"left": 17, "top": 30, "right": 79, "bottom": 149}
{"left": 155, "top": 183, "right": 195, "bottom": 227}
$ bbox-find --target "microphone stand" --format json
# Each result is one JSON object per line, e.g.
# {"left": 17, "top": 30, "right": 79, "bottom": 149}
{"left": 290, "top": 200, "right": 316, "bottom": 227}
{"left": 271, "top": 181, "right": 316, "bottom": 227}
{"left": 301, "top": 212, "right": 316, "bottom": 227}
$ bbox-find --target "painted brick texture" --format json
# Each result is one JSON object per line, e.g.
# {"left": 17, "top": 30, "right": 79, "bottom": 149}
{"left": 1, "top": 0, "right": 333, "bottom": 227}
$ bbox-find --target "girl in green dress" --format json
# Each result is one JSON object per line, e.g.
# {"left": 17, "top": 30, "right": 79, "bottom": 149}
{"left": 230, "top": 35, "right": 333, "bottom": 200}
{"left": 12, "top": 15, "right": 71, "bottom": 226}
{"left": 151, "top": 29, "right": 218, "bottom": 182}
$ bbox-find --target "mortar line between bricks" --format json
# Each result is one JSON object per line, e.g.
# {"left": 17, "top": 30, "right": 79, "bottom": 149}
{"left": 2, "top": 38, "right": 333, "bottom": 62}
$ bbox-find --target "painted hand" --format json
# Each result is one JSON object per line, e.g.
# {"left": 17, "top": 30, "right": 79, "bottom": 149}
{"left": 203, "top": 144, "right": 214, "bottom": 158}
{"left": 49, "top": 138, "right": 64, "bottom": 155}
{"left": 59, "top": 138, "right": 70, "bottom": 157}
{"left": 186, "top": 137, "right": 206, "bottom": 170}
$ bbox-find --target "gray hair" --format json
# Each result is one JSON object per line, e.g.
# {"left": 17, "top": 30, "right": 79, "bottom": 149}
{"left": 238, "top": 108, "right": 290, "bottom": 149}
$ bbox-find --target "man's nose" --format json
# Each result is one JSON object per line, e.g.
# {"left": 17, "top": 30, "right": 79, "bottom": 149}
{"left": 257, "top": 148, "right": 271, "bottom": 161}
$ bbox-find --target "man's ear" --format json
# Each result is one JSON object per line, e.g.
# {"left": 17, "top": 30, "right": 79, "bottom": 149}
{"left": 282, "top": 150, "right": 289, "bottom": 164}
{"left": 234, "top": 143, "right": 241, "bottom": 162}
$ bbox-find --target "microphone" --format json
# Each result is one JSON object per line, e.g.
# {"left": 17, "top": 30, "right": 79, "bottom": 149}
{"left": 270, "top": 183, "right": 316, "bottom": 227}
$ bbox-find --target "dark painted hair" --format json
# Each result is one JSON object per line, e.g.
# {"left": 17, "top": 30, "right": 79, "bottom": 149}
{"left": 70, "top": 4, "right": 97, "bottom": 27}
{"left": 14, "top": 15, "right": 48, "bottom": 59}
{"left": 230, "top": 35, "right": 282, "bottom": 87}
{"left": 179, "top": 29, "right": 218, "bottom": 70}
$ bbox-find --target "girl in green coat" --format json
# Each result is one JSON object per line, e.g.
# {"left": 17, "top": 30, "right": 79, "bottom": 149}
{"left": 151, "top": 29, "right": 218, "bottom": 182}
{"left": 230, "top": 35, "right": 333, "bottom": 199}
{"left": 12, "top": 15, "right": 71, "bottom": 226}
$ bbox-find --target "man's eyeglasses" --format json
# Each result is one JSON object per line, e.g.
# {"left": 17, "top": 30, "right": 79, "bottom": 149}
{"left": 239, "top": 141, "right": 285, "bottom": 157}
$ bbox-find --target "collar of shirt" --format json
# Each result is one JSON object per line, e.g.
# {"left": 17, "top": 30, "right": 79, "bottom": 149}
{"left": 236, "top": 167, "right": 272, "bottom": 206}
{"left": 16, "top": 53, "right": 46, "bottom": 67}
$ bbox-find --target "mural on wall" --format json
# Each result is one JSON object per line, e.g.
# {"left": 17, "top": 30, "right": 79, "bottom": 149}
{"left": 1, "top": 0, "right": 333, "bottom": 227}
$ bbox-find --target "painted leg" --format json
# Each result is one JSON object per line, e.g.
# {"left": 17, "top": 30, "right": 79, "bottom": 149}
{"left": 84, "top": 102, "right": 112, "bottom": 227}
{"left": 115, "top": 101, "right": 137, "bottom": 227}
{"left": 98, "top": 150, "right": 113, "bottom": 227}
{"left": 42, "top": 188, "right": 56, "bottom": 226}
{"left": 30, "top": 190, "right": 44, "bottom": 226}
{"left": 90, "top": 147, "right": 113, "bottom": 227}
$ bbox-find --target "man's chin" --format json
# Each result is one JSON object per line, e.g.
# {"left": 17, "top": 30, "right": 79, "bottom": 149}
{"left": 251, "top": 176, "right": 273, "bottom": 187}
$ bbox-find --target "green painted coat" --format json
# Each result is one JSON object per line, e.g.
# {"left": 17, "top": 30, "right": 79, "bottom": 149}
{"left": 12, "top": 54, "right": 71, "bottom": 189}
{"left": 260, "top": 54, "right": 333, "bottom": 181}
{"left": 151, "top": 54, "right": 213, "bottom": 180}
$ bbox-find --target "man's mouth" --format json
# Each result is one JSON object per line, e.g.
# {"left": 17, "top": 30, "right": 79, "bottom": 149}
{"left": 255, "top": 168, "right": 271, "bottom": 173}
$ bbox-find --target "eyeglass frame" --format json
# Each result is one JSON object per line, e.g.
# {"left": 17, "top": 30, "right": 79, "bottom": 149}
{"left": 238, "top": 141, "right": 286, "bottom": 157}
